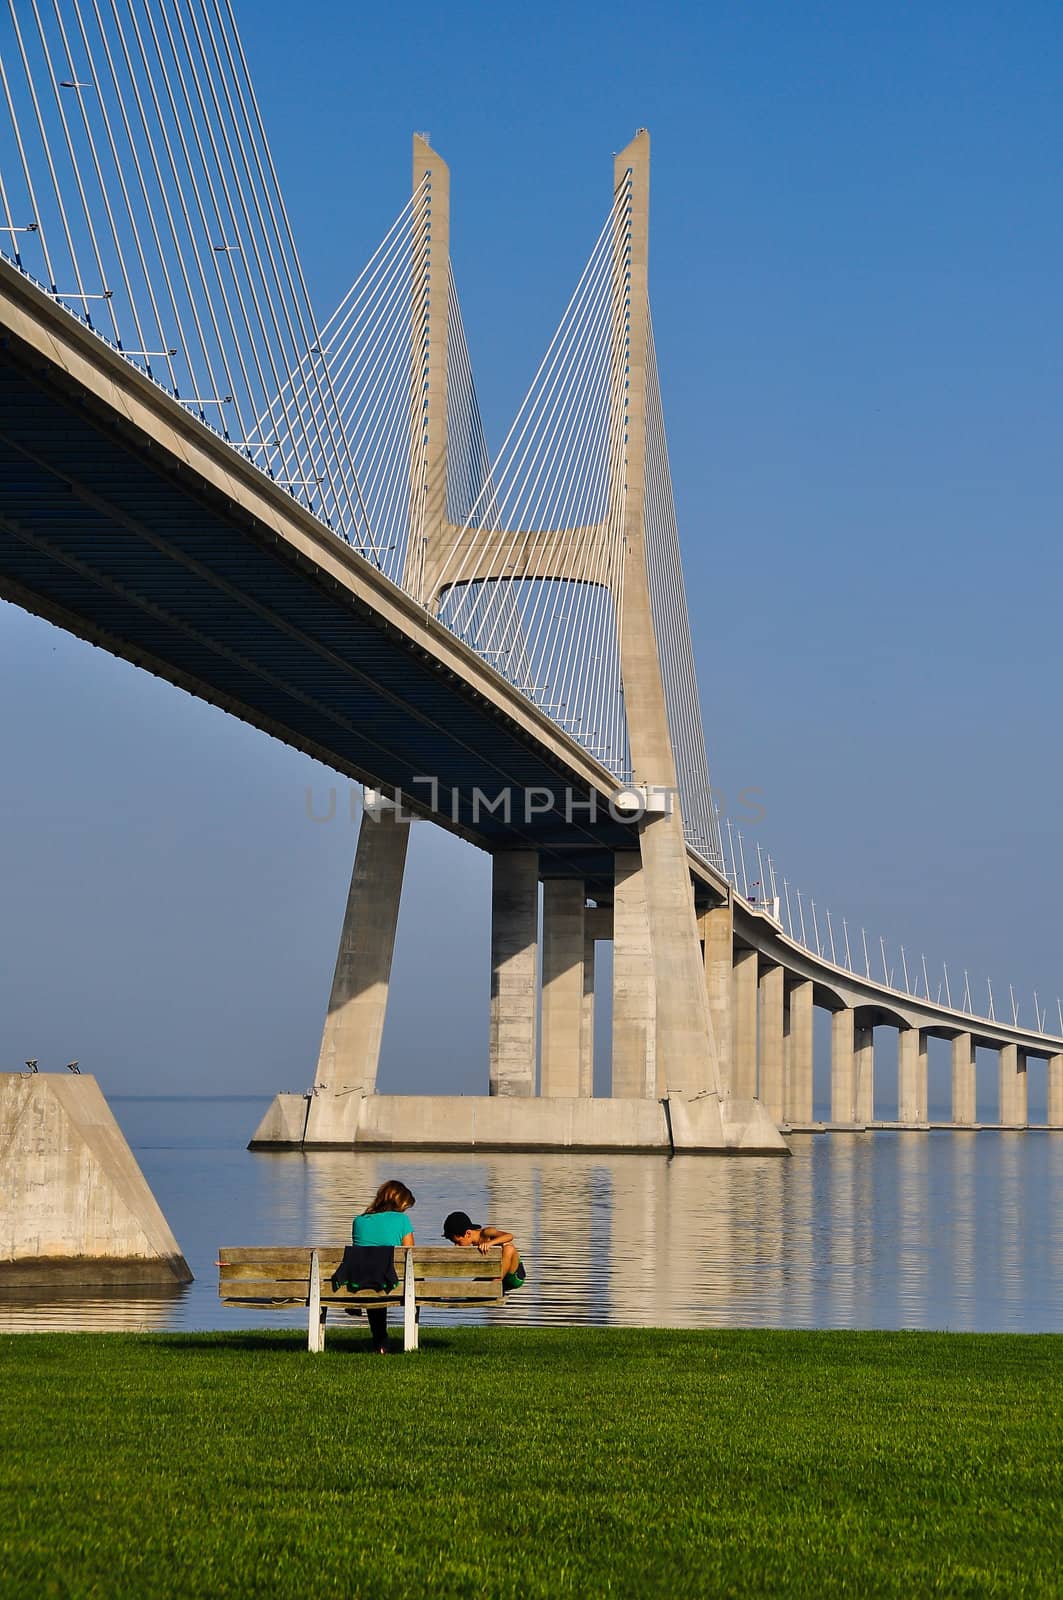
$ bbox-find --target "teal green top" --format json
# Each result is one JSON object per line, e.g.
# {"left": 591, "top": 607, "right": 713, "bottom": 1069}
{"left": 353, "top": 1209, "right": 414, "bottom": 1247}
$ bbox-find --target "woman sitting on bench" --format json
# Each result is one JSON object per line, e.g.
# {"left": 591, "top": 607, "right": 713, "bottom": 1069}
{"left": 353, "top": 1179, "right": 415, "bottom": 1353}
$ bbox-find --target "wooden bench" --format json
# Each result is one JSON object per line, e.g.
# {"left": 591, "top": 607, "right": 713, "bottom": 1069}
{"left": 218, "top": 1246, "right": 504, "bottom": 1352}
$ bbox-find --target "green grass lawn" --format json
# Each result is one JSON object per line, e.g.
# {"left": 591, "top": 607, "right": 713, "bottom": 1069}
{"left": 0, "top": 1328, "right": 1060, "bottom": 1598}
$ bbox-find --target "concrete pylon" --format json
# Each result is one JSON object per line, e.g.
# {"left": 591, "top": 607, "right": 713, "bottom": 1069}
{"left": 603, "top": 135, "right": 782, "bottom": 1150}
{"left": 610, "top": 134, "right": 717, "bottom": 1113}
{"left": 313, "top": 804, "right": 410, "bottom": 1096}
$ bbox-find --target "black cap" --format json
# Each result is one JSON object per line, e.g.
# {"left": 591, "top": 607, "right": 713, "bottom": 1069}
{"left": 443, "top": 1210, "right": 475, "bottom": 1240}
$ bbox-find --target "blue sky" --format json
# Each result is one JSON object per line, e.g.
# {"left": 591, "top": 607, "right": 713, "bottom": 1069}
{"left": 1, "top": 0, "right": 1060, "bottom": 1098}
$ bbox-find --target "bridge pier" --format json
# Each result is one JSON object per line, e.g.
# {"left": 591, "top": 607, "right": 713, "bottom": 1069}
{"left": 732, "top": 948, "right": 759, "bottom": 1100}
{"left": 785, "top": 979, "right": 814, "bottom": 1123}
{"left": 952, "top": 1032, "right": 977, "bottom": 1124}
{"left": 853, "top": 1024, "right": 875, "bottom": 1123}
{"left": 831, "top": 1008, "right": 855, "bottom": 1122}
{"left": 541, "top": 880, "right": 587, "bottom": 1097}
{"left": 612, "top": 850, "right": 657, "bottom": 1097}
{"left": 898, "top": 1027, "right": 929, "bottom": 1124}
{"left": 998, "top": 1044, "right": 1027, "bottom": 1127}
{"left": 490, "top": 852, "right": 539, "bottom": 1097}
{"left": 311, "top": 806, "right": 410, "bottom": 1099}
{"left": 1049, "top": 1053, "right": 1063, "bottom": 1127}
{"left": 581, "top": 922, "right": 596, "bottom": 1096}
{"left": 700, "top": 905, "right": 734, "bottom": 1095}
{"left": 758, "top": 964, "right": 786, "bottom": 1122}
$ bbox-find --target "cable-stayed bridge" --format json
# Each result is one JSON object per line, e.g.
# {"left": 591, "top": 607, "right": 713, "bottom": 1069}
{"left": 0, "top": 2, "right": 1060, "bottom": 1152}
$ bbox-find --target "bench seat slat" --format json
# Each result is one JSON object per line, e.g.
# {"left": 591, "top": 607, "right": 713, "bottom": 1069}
{"left": 219, "top": 1246, "right": 503, "bottom": 1263}
{"left": 332, "top": 1281, "right": 501, "bottom": 1303}
{"left": 219, "top": 1286, "right": 502, "bottom": 1299}
{"left": 219, "top": 1280, "right": 310, "bottom": 1295}
{"left": 219, "top": 1295, "right": 307, "bottom": 1307}
{"left": 219, "top": 1265, "right": 314, "bottom": 1280}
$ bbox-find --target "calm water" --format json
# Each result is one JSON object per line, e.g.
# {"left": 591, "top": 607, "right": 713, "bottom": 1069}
{"left": 2, "top": 1096, "right": 1062, "bottom": 1334}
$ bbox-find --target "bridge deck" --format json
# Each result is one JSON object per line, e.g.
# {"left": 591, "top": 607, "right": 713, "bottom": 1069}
{"left": 0, "top": 261, "right": 636, "bottom": 893}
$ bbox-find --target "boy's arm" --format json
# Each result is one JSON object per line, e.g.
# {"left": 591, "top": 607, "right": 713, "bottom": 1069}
{"left": 476, "top": 1226, "right": 514, "bottom": 1255}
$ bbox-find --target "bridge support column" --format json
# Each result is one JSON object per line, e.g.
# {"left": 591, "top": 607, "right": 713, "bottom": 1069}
{"left": 952, "top": 1033, "right": 976, "bottom": 1124}
{"left": 541, "top": 881, "right": 585, "bottom": 1097}
{"left": 1048, "top": 1053, "right": 1063, "bottom": 1127}
{"left": 732, "top": 948, "right": 758, "bottom": 1100}
{"left": 898, "top": 1028, "right": 928, "bottom": 1124}
{"left": 831, "top": 1009, "right": 855, "bottom": 1122}
{"left": 313, "top": 807, "right": 410, "bottom": 1094}
{"left": 612, "top": 850, "right": 656, "bottom": 1097}
{"left": 490, "top": 852, "right": 539, "bottom": 1097}
{"left": 854, "top": 1025, "right": 874, "bottom": 1123}
{"left": 758, "top": 964, "right": 786, "bottom": 1123}
{"left": 637, "top": 816, "right": 721, "bottom": 1102}
{"left": 580, "top": 926, "right": 595, "bottom": 1096}
{"left": 785, "top": 980, "right": 814, "bottom": 1123}
{"left": 700, "top": 904, "right": 733, "bottom": 1096}
{"left": 998, "top": 1044, "right": 1027, "bottom": 1127}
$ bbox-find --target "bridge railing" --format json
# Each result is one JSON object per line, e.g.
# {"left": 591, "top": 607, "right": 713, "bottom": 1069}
{"left": 712, "top": 810, "right": 1063, "bottom": 1037}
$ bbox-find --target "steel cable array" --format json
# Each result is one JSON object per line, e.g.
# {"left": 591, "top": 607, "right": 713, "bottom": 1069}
{"left": 0, "top": 0, "right": 362, "bottom": 538}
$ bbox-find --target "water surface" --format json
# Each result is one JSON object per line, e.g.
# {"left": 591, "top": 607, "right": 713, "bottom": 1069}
{"left": 2, "top": 1096, "right": 1061, "bottom": 1334}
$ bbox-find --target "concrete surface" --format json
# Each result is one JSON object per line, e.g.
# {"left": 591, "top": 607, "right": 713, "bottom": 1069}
{"left": 0, "top": 1074, "right": 191, "bottom": 1284}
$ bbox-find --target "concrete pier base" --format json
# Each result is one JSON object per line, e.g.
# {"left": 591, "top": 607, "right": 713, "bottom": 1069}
{"left": 250, "top": 1090, "right": 789, "bottom": 1154}
{"left": 0, "top": 1074, "right": 192, "bottom": 1284}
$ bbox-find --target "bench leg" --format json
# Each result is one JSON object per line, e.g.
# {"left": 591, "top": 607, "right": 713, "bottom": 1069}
{"left": 402, "top": 1247, "right": 418, "bottom": 1353}
{"left": 308, "top": 1249, "right": 324, "bottom": 1353}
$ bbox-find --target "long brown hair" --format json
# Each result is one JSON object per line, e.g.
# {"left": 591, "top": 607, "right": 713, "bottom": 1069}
{"left": 363, "top": 1179, "right": 415, "bottom": 1215}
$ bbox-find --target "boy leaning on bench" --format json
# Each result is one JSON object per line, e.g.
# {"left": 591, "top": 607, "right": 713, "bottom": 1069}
{"left": 443, "top": 1210, "right": 527, "bottom": 1293}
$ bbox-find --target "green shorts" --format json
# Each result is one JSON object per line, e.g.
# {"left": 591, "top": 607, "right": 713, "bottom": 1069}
{"left": 502, "top": 1258, "right": 527, "bottom": 1294}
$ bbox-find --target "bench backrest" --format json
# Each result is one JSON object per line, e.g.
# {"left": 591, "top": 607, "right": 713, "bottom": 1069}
{"left": 219, "top": 1245, "right": 503, "bottom": 1306}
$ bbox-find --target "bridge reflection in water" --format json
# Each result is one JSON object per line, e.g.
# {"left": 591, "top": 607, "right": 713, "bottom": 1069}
{"left": 300, "top": 1133, "right": 1063, "bottom": 1332}
{"left": 2, "top": 1131, "right": 1060, "bottom": 1333}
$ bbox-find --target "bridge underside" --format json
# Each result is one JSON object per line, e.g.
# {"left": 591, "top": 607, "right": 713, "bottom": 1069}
{"left": 0, "top": 332, "right": 632, "bottom": 896}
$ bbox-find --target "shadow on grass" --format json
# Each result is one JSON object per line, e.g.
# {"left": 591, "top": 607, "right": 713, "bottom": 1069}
{"left": 149, "top": 1331, "right": 464, "bottom": 1355}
